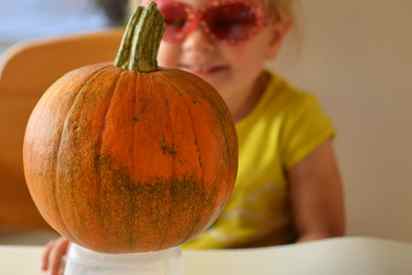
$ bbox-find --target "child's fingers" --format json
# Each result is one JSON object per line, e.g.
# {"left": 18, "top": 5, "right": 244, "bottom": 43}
{"left": 49, "top": 238, "right": 69, "bottom": 275}
{"left": 41, "top": 240, "right": 55, "bottom": 271}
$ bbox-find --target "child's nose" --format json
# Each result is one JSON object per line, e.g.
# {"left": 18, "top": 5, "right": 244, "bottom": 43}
{"left": 182, "top": 27, "right": 216, "bottom": 53}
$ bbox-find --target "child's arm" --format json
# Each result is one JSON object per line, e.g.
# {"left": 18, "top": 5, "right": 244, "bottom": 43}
{"left": 287, "top": 140, "right": 346, "bottom": 242}
{"left": 41, "top": 237, "right": 70, "bottom": 275}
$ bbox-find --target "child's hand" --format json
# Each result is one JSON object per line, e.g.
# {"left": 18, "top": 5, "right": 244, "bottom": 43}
{"left": 41, "top": 237, "right": 70, "bottom": 275}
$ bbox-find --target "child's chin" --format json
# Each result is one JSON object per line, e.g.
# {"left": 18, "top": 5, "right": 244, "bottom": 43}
{"left": 194, "top": 68, "right": 231, "bottom": 86}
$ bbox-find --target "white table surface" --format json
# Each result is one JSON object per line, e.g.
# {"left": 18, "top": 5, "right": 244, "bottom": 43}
{"left": 1, "top": 237, "right": 411, "bottom": 275}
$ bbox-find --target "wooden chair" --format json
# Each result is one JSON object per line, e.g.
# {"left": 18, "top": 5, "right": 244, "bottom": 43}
{"left": 0, "top": 29, "right": 123, "bottom": 234}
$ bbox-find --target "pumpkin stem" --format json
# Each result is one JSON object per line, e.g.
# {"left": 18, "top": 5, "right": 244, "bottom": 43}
{"left": 128, "top": 1, "right": 165, "bottom": 72}
{"left": 114, "top": 6, "right": 144, "bottom": 69}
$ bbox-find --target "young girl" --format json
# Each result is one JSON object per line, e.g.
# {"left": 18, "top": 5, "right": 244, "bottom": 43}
{"left": 42, "top": 0, "right": 345, "bottom": 272}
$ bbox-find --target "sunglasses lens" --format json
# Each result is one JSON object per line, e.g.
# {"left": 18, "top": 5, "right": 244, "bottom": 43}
{"left": 205, "top": 3, "right": 258, "bottom": 42}
{"left": 159, "top": 3, "right": 188, "bottom": 42}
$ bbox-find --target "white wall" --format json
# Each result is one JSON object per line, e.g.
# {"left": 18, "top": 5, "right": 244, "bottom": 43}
{"left": 0, "top": 1, "right": 106, "bottom": 42}
{"left": 275, "top": 0, "right": 412, "bottom": 242}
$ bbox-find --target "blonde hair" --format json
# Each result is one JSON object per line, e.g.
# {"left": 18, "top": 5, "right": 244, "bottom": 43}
{"left": 264, "top": 0, "right": 304, "bottom": 68}
{"left": 265, "top": 0, "right": 294, "bottom": 18}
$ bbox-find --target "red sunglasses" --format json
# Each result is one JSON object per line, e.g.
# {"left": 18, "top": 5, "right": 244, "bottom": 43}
{"left": 155, "top": 0, "right": 268, "bottom": 44}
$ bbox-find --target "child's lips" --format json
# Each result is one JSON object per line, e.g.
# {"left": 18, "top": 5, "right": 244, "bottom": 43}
{"left": 179, "top": 64, "right": 230, "bottom": 75}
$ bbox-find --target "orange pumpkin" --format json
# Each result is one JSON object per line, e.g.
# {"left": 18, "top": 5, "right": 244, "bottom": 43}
{"left": 23, "top": 2, "right": 238, "bottom": 253}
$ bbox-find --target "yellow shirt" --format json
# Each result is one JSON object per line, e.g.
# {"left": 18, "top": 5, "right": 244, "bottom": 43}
{"left": 182, "top": 71, "right": 335, "bottom": 249}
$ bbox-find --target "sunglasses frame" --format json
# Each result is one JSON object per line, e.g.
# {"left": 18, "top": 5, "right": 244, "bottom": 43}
{"left": 157, "top": 0, "right": 269, "bottom": 45}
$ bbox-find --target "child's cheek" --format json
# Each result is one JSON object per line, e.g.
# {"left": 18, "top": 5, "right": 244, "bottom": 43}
{"left": 157, "top": 42, "right": 182, "bottom": 68}
{"left": 221, "top": 41, "right": 265, "bottom": 74}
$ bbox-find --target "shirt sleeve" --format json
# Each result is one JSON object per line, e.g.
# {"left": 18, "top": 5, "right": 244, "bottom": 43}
{"left": 280, "top": 93, "right": 336, "bottom": 168}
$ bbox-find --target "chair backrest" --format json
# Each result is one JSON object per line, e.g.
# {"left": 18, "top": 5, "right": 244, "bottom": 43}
{"left": 0, "top": 29, "right": 123, "bottom": 233}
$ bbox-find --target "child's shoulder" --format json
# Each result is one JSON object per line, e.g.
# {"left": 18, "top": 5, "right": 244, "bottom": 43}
{"left": 265, "top": 70, "right": 323, "bottom": 116}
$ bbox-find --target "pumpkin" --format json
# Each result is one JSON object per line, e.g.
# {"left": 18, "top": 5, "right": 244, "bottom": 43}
{"left": 23, "top": 2, "right": 238, "bottom": 253}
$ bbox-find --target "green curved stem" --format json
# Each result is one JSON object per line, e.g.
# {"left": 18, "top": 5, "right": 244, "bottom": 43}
{"left": 114, "top": 6, "right": 143, "bottom": 69}
{"left": 113, "top": 1, "right": 165, "bottom": 73}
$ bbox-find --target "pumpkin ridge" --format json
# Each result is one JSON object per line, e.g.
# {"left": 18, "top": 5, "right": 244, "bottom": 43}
{"left": 129, "top": 72, "right": 173, "bottom": 250}
{"left": 181, "top": 73, "right": 238, "bottom": 200}
{"left": 94, "top": 70, "right": 125, "bottom": 241}
{"left": 131, "top": 72, "right": 139, "bottom": 188}
{"left": 186, "top": 76, "right": 231, "bottom": 165}
{"left": 127, "top": 72, "right": 138, "bottom": 248}
{"left": 148, "top": 73, "right": 178, "bottom": 250}
{"left": 157, "top": 74, "right": 204, "bottom": 175}
{"left": 154, "top": 74, "right": 177, "bottom": 249}
{"left": 130, "top": 73, "right": 144, "bottom": 249}
{"left": 176, "top": 90, "right": 206, "bottom": 241}
{"left": 158, "top": 74, "right": 204, "bottom": 173}
{"left": 54, "top": 65, "right": 112, "bottom": 243}
{"left": 157, "top": 74, "right": 207, "bottom": 241}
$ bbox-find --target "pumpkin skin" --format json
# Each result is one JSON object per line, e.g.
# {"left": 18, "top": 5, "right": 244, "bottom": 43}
{"left": 22, "top": 3, "right": 238, "bottom": 253}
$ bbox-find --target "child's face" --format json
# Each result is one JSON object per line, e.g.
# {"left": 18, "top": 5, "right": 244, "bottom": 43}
{"left": 155, "top": 0, "right": 291, "bottom": 101}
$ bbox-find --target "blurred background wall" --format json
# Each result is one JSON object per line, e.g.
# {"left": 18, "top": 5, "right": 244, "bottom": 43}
{"left": 274, "top": 0, "right": 412, "bottom": 242}
{"left": 0, "top": 0, "right": 107, "bottom": 52}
